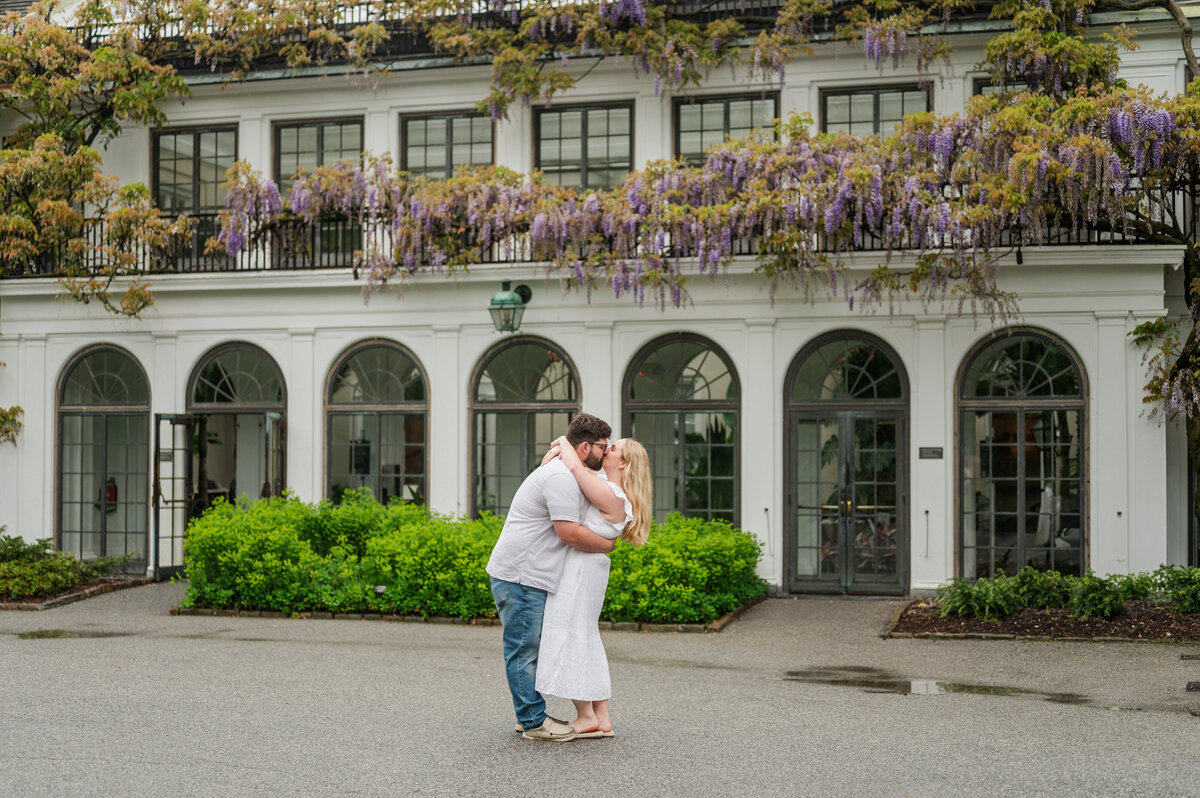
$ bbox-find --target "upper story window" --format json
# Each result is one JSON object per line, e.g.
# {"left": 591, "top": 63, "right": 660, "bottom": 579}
{"left": 973, "top": 78, "right": 1030, "bottom": 96}
{"left": 153, "top": 127, "right": 238, "bottom": 215}
{"left": 402, "top": 113, "right": 493, "bottom": 179}
{"left": 275, "top": 119, "right": 363, "bottom": 194}
{"left": 535, "top": 103, "right": 632, "bottom": 190}
{"left": 675, "top": 94, "right": 777, "bottom": 166}
{"left": 821, "top": 86, "right": 930, "bottom": 137}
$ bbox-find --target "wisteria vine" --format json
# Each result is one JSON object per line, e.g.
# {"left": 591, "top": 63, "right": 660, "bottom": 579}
{"left": 217, "top": 84, "right": 1199, "bottom": 325}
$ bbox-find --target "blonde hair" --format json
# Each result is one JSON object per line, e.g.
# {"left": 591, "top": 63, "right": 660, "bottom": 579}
{"left": 617, "top": 438, "right": 652, "bottom": 546}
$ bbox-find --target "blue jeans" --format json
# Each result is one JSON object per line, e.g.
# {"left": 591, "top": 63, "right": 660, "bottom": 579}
{"left": 490, "top": 577, "right": 548, "bottom": 730}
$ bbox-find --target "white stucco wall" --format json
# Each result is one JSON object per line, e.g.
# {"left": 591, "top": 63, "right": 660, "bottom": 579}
{"left": 0, "top": 244, "right": 1183, "bottom": 586}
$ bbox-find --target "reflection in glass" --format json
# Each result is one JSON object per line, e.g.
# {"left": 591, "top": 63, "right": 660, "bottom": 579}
{"left": 473, "top": 340, "right": 579, "bottom": 515}
{"left": 327, "top": 343, "right": 428, "bottom": 504}
{"left": 58, "top": 348, "right": 149, "bottom": 566}
{"left": 626, "top": 336, "right": 739, "bottom": 523}
{"left": 960, "top": 396, "right": 1084, "bottom": 577}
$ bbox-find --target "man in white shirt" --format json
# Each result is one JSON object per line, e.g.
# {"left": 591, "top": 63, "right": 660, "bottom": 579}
{"left": 486, "top": 412, "right": 616, "bottom": 741}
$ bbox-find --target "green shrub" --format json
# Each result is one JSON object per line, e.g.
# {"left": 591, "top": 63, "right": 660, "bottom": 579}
{"left": 1156, "top": 565, "right": 1200, "bottom": 614}
{"left": 1011, "top": 567, "right": 1072, "bottom": 609}
{"left": 1068, "top": 573, "right": 1125, "bottom": 620}
{"left": 0, "top": 531, "right": 130, "bottom": 600}
{"left": 936, "top": 573, "right": 1021, "bottom": 621}
{"left": 361, "top": 509, "right": 501, "bottom": 618}
{"left": 305, "top": 488, "right": 388, "bottom": 558}
{"left": 182, "top": 494, "right": 323, "bottom": 611}
{"left": 604, "top": 514, "right": 768, "bottom": 624}
{"left": 1109, "top": 571, "right": 1156, "bottom": 602}
{"left": 181, "top": 498, "right": 767, "bottom": 624}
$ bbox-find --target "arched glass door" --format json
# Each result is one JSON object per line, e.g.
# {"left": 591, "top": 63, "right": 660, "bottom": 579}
{"left": 58, "top": 346, "right": 150, "bottom": 569}
{"left": 785, "top": 334, "right": 908, "bottom": 594}
{"left": 623, "top": 334, "right": 739, "bottom": 524}
{"left": 186, "top": 343, "right": 286, "bottom": 509}
{"left": 958, "top": 331, "right": 1086, "bottom": 578}
{"left": 471, "top": 338, "right": 579, "bottom": 516}
{"left": 327, "top": 341, "right": 428, "bottom": 505}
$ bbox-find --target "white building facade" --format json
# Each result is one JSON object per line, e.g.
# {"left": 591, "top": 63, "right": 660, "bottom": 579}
{"left": 0, "top": 13, "right": 1193, "bottom": 593}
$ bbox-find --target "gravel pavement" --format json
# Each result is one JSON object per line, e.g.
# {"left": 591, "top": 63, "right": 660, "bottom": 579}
{"left": 2, "top": 583, "right": 1198, "bottom": 797}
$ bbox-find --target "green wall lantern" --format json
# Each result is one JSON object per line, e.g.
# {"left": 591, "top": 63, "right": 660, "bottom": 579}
{"left": 488, "top": 281, "right": 531, "bottom": 332}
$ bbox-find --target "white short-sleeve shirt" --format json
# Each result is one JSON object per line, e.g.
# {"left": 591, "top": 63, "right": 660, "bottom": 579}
{"left": 485, "top": 459, "right": 590, "bottom": 593}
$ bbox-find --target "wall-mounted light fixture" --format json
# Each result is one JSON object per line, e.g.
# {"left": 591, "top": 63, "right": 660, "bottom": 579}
{"left": 488, "top": 281, "right": 532, "bottom": 333}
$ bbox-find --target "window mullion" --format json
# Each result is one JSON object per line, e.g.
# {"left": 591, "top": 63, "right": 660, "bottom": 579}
{"left": 580, "top": 111, "right": 589, "bottom": 188}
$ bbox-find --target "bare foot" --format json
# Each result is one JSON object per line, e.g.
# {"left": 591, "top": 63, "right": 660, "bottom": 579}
{"left": 573, "top": 717, "right": 600, "bottom": 734}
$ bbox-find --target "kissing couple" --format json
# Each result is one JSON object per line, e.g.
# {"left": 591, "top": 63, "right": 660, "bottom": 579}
{"left": 485, "top": 412, "right": 652, "bottom": 741}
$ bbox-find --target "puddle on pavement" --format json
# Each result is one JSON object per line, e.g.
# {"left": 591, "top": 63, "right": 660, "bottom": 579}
{"left": 784, "top": 666, "right": 1098, "bottom": 707}
{"left": 17, "top": 629, "right": 133, "bottom": 639}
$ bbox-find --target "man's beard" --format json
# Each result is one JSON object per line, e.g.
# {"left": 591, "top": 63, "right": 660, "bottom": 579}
{"left": 584, "top": 449, "right": 605, "bottom": 471}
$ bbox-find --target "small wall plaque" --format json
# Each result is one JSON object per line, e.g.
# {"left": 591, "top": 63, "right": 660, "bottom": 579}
{"left": 919, "top": 447, "right": 944, "bottom": 460}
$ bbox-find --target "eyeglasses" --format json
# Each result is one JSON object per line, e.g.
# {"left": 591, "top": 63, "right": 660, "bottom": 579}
{"left": 590, "top": 441, "right": 612, "bottom": 453}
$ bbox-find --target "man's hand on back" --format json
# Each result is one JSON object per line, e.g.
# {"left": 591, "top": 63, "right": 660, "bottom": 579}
{"left": 552, "top": 520, "right": 615, "bottom": 554}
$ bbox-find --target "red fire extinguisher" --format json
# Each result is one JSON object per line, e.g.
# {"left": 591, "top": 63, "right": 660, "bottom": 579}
{"left": 98, "top": 477, "right": 118, "bottom": 513}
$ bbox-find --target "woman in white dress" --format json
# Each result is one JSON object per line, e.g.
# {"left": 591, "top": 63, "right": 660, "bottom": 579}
{"left": 535, "top": 435, "right": 651, "bottom": 738}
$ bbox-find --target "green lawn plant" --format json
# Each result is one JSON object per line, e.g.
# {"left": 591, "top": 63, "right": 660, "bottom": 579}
{"left": 181, "top": 491, "right": 768, "bottom": 623}
{"left": 0, "top": 528, "right": 131, "bottom": 600}
{"left": 936, "top": 565, "right": 1200, "bottom": 622}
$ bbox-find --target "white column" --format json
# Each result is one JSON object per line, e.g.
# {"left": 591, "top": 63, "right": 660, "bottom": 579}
{"left": 912, "top": 317, "right": 949, "bottom": 590}
{"left": 288, "top": 328, "right": 316, "bottom": 501}
{"left": 428, "top": 324, "right": 462, "bottom": 515}
{"left": 0, "top": 335, "right": 18, "bottom": 533}
{"left": 151, "top": 332, "right": 180, "bottom": 416}
{"left": 1093, "top": 312, "right": 1130, "bottom": 574}
{"left": 582, "top": 322, "right": 615, "bottom": 429}
{"left": 366, "top": 110, "right": 391, "bottom": 161}
{"left": 1128, "top": 310, "right": 1168, "bottom": 572}
{"left": 744, "top": 318, "right": 778, "bottom": 585}
{"left": 18, "top": 335, "right": 47, "bottom": 544}
{"left": 241, "top": 117, "right": 265, "bottom": 172}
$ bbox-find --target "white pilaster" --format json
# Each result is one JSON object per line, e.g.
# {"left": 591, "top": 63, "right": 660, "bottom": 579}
{"left": 912, "top": 316, "right": 949, "bottom": 590}
{"left": 744, "top": 318, "right": 779, "bottom": 585}
{"left": 1128, "top": 310, "right": 1168, "bottom": 572}
{"left": 582, "top": 322, "right": 615, "bottom": 427}
{"left": 19, "top": 335, "right": 47, "bottom": 544}
{"left": 1093, "top": 312, "right": 1131, "bottom": 574}
{"left": 288, "top": 328, "right": 317, "bottom": 500}
{"left": 429, "top": 324, "right": 462, "bottom": 515}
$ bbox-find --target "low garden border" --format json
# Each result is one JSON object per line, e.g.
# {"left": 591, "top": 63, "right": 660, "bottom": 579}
{"left": 0, "top": 577, "right": 152, "bottom": 611}
{"left": 171, "top": 594, "right": 769, "bottom": 633}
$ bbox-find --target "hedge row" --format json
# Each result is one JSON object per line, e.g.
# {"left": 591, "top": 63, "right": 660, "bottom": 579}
{"left": 936, "top": 565, "right": 1200, "bottom": 622}
{"left": 0, "top": 529, "right": 130, "bottom": 600}
{"left": 181, "top": 490, "right": 768, "bottom": 623}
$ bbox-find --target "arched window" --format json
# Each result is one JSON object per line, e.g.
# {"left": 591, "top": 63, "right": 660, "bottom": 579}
{"left": 187, "top": 343, "right": 287, "bottom": 503}
{"left": 958, "top": 330, "right": 1086, "bottom": 578}
{"left": 57, "top": 346, "right": 150, "bottom": 567}
{"left": 784, "top": 333, "right": 908, "bottom": 595}
{"left": 326, "top": 341, "right": 428, "bottom": 504}
{"left": 623, "top": 333, "right": 739, "bottom": 524}
{"left": 471, "top": 337, "right": 580, "bottom": 516}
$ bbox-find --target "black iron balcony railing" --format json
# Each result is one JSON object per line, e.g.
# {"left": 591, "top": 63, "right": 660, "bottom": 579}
{"left": 2, "top": 184, "right": 1195, "bottom": 281}
{"left": 73, "top": 0, "right": 814, "bottom": 74}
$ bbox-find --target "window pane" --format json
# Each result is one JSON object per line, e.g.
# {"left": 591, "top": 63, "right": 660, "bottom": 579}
{"left": 629, "top": 338, "right": 737, "bottom": 402}
{"left": 329, "top": 345, "right": 425, "bottom": 404}
{"left": 191, "top": 346, "right": 284, "bottom": 406}
{"left": 790, "top": 338, "right": 903, "bottom": 402}
{"left": 475, "top": 342, "right": 577, "bottom": 403}
{"left": 63, "top": 349, "right": 149, "bottom": 406}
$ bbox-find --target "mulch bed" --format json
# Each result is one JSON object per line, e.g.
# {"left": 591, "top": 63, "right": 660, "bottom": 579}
{"left": 892, "top": 599, "right": 1200, "bottom": 641}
